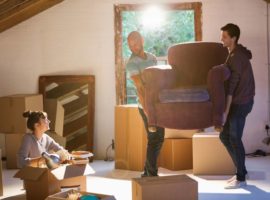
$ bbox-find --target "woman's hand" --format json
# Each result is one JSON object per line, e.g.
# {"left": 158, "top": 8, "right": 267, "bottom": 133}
{"left": 28, "top": 157, "right": 45, "bottom": 167}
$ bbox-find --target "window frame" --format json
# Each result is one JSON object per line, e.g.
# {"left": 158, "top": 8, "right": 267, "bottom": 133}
{"left": 114, "top": 2, "right": 202, "bottom": 105}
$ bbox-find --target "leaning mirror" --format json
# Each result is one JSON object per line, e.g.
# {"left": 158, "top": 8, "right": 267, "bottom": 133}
{"left": 39, "top": 75, "right": 95, "bottom": 153}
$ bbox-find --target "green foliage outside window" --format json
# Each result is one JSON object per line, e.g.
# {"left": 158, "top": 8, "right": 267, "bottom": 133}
{"left": 122, "top": 10, "right": 195, "bottom": 104}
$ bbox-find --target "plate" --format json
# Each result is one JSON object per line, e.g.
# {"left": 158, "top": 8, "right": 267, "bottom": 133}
{"left": 70, "top": 151, "right": 93, "bottom": 159}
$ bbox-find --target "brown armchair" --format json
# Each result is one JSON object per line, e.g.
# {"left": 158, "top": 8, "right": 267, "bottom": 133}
{"left": 137, "top": 42, "right": 230, "bottom": 130}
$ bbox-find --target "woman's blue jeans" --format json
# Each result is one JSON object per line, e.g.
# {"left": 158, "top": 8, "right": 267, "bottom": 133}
{"left": 219, "top": 99, "right": 254, "bottom": 181}
{"left": 138, "top": 107, "right": 164, "bottom": 176}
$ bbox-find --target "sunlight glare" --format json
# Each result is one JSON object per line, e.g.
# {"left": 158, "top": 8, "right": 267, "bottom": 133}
{"left": 140, "top": 6, "right": 165, "bottom": 30}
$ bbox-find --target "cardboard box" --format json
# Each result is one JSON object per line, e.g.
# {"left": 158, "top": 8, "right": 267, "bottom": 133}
{"left": 115, "top": 105, "right": 147, "bottom": 171}
{"left": 46, "top": 131, "right": 66, "bottom": 148}
{"left": 14, "top": 164, "right": 94, "bottom": 200}
{"left": 5, "top": 133, "right": 24, "bottom": 169}
{"left": 0, "top": 149, "right": 3, "bottom": 196}
{"left": 132, "top": 175, "right": 198, "bottom": 200}
{"left": 45, "top": 189, "right": 116, "bottom": 200}
{"left": 165, "top": 128, "right": 199, "bottom": 139}
{"left": 0, "top": 94, "right": 43, "bottom": 133}
{"left": 159, "top": 138, "right": 192, "bottom": 170}
{"left": 192, "top": 132, "right": 235, "bottom": 175}
{"left": 44, "top": 99, "right": 65, "bottom": 136}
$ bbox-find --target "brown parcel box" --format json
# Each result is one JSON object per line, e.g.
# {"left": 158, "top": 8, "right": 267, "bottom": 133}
{"left": 14, "top": 164, "right": 94, "bottom": 200}
{"left": 5, "top": 133, "right": 24, "bottom": 169}
{"left": 159, "top": 138, "right": 192, "bottom": 170}
{"left": 193, "top": 132, "right": 235, "bottom": 175}
{"left": 46, "top": 189, "right": 116, "bottom": 200}
{"left": 0, "top": 94, "right": 43, "bottom": 133}
{"left": 132, "top": 175, "right": 198, "bottom": 200}
{"left": 165, "top": 128, "right": 199, "bottom": 139}
{"left": 44, "top": 99, "right": 65, "bottom": 136}
{"left": 0, "top": 149, "right": 3, "bottom": 196}
{"left": 115, "top": 105, "right": 147, "bottom": 171}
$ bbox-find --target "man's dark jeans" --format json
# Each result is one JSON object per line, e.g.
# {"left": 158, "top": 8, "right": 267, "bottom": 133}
{"left": 220, "top": 99, "right": 254, "bottom": 181}
{"left": 138, "top": 107, "right": 164, "bottom": 176}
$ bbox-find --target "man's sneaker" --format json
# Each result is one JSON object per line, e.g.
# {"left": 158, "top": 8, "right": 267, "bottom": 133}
{"left": 224, "top": 180, "right": 247, "bottom": 189}
{"left": 141, "top": 173, "right": 147, "bottom": 178}
{"left": 227, "top": 173, "right": 249, "bottom": 183}
{"left": 227, "top": 175, "right": 236, "bottom": 183}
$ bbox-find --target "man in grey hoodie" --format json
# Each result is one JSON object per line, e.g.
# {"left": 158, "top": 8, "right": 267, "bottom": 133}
{"left": 219, "top": 23, "right": 255, "bottom": 189}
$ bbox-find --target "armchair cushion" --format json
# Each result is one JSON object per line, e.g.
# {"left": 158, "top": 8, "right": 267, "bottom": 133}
{"left": 159, "top": 87, "right": 209, "bottom": 103}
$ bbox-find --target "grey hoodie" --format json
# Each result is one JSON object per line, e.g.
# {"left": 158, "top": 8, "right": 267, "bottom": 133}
{"left": 225, "top": 44, "right": 255, "bottom": 104}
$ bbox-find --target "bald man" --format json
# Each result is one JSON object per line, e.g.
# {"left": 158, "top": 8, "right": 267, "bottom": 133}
{"left": 126, "top": 31, "right": 164, "bottom": 177}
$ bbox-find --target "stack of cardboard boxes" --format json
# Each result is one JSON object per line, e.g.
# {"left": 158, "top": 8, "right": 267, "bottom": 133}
{"left": 0, "top": 94, "right": 43, "bottom": 169}
{"left": 114, "top": 104, "right": 234, "bottom": 175}
{"left": 115, "top": 104, "right": 196, "bottom": 171}
{"left": 115, "top": 105, "right": 147, "bottom": 171}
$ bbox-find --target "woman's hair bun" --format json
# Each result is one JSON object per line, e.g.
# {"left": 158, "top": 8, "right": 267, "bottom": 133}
{"left": 22, "top": 110, "right": 32, "bottom": 118}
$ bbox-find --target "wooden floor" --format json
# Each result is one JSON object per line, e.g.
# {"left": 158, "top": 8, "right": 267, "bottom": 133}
{"left": 1, "top": 156, "right": 270, "bottom": 200}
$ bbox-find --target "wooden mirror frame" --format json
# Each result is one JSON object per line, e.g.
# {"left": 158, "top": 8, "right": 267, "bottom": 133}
{"left": 39, "top": 75, "right": 95, "bottom": 152}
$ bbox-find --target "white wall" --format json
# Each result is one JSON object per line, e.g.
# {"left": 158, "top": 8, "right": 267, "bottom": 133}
{"left": 0, "top": 0, "right": 269, "bottom": 158}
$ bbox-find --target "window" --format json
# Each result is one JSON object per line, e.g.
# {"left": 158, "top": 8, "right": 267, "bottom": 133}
{"left": 114, "top": 3, "right": 202, "bottom": 105}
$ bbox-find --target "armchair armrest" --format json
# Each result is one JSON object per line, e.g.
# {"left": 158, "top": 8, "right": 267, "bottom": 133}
{"left": 142, "top": 65, "right": 177, "bottom": 126}
{"left": 207, "top": 64, "right": 231, "bottom": 127}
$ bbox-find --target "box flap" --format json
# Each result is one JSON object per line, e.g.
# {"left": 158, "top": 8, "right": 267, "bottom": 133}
{"left": 133, "top": 175, "right": 197, "bottom": 186}
{"left": 14, "top": 166, "right": 48, "bottom": 181}
{"left": 51, "top": 164, "right": 95, "bottom": 180}
{"left": 45, "top": 189, "right": 116, "bottom": 200}
{"left": 193, "top": 132, "right": 218, "bottom": 138}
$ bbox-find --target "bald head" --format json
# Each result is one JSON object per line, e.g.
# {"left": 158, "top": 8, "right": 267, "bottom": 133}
{"left": 127, "top": 31, "right": 144, "bottom": 57}
{"left": 128, "top": 31, "right": 143, "bottom": 42}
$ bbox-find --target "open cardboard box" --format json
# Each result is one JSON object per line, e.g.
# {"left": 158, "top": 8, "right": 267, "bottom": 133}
{"left": 46, "top": 189, "right": 116, "bottom": 200}
{"left": 14, "top": 164, "right": 94, "bottom": 200}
